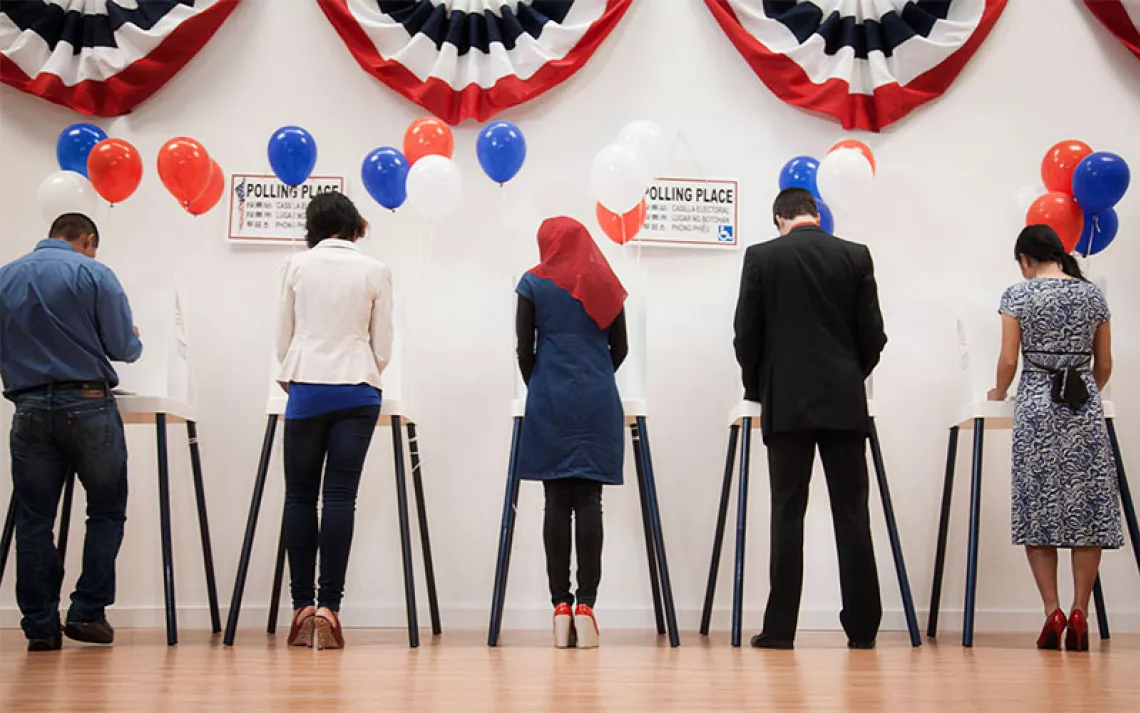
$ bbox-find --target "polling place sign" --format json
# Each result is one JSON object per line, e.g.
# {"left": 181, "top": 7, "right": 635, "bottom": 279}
{"left": 228, "top": 174, "right": 344, "bottom": 245}
{"left": 634, "top": 177, "right": 739, "bottom": 248}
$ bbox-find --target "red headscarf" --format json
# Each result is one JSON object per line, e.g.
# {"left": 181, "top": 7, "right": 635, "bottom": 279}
{"left": 529, "top": 216, "right": 627, "bottom": 329}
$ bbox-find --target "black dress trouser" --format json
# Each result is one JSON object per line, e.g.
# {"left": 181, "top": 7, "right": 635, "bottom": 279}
{"left": 762, "top": 429, "right": 882, "bottom": 643}
{"left": 543, "top": 478, "right": 603, "bottom": 608}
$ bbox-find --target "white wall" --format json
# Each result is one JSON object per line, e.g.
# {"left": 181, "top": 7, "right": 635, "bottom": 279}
{"left": 1, "top": 0, "right": 1138, "bottom": 634}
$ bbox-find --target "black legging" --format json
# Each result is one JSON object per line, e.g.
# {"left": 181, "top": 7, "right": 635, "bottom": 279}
{"left": 543, "top": 478, "right": 603, "bottom": 608}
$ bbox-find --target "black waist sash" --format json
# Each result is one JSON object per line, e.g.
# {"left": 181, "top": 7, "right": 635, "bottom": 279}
{"left": 1023, "top": 351, "right": 1091, "bottom": 409}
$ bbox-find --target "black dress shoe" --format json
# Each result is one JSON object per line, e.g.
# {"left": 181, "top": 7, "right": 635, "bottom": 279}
{"left": 64, "top": 619, "right": 114, "bottom": 645}
{"left": 750, "top": 633, "right": 794, "bottom": 650}
{"left": 27, "top": 634, "right": 62, "bottom": 652}
{"left": 848, "top": 639, "right": 876, "bottom": 650}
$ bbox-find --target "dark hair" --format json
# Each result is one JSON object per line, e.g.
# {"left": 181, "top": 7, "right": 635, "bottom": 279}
{"left": 772, "top": 188, "right": 819, "bottom": 225}
{"left": 49, "top": 213, "right": 99, "bottom": 247}
{"left": 305, "top": 191, "right": 364, "bottom": 248}
{"left": 1015, "top": 225, "right": 1084, "bottom": 281}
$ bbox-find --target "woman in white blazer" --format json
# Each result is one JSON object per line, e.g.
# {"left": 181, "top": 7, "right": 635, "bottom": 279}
{"left": 275, "top": 192, "right": 393, "bottom": 650}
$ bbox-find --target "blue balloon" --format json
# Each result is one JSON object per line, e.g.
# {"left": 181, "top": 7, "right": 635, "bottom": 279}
{"left": 778, "top": 156, "right": 821, "bottom": 197}
{"left": 268, "top": 126, "right": 318, "bottom": 187}
{"left": 476, "top": 120, "right": 527, "bottom": 184}
{"left": 818, "top": 200, "right": 835, "bottom": 234}
{"left": 1072, "top": 152, "right": 1130, "bottom": 214}
{"left": 1075, "top": 208, "right": 1118, "bottom": 256}
{"left": 361, "top": 147, "right": 410, "bottom": 210}
{"left": 57, "top": 123, "right": 107, "bottom": 177}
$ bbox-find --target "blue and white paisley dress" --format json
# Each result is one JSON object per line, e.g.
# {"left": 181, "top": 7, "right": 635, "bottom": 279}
{"left": 1001, "top": 279, "right": 1123, "bottom": 548}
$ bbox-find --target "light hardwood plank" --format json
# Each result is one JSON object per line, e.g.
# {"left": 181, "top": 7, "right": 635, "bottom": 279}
{"left": 1, "top": 629, "right": 1137, "bottom": 712}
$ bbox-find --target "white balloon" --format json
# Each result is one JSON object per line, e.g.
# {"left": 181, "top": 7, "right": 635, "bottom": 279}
{"left": 591, "top": 143, "right": 651, "bottom": 214}
{"left": 617, "top": 120, "right": 666, "bottom": 175}
{"left": 816, "top": 148, "right": 874, "bottom": 217}
{"left": 38, "top": 170, "right": 97, "bottom": 222}
{"left": 1015, "top": 184, "right": 1048, "bottom": 218}
{"left": 405, "top": 155, "right": 463, "bottom": 221}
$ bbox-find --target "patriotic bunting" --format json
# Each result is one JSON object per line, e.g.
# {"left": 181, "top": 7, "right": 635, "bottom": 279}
{"left": 703, "top": 0, "right": 1008, "bottom": 132}
{"left": 0, "top": 0, "right": 240, "bottom": 117}
{"left": 1084, "top": 0, "right": 1140, "bottom": 61}
{"left": 317, "top": 0, "right": 632, "bottom": 124}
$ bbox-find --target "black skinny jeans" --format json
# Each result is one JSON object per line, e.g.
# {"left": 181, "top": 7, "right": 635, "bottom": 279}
{"left": 543, "top": 478, "right": 604, "bottom": 608}
{"left": 283, "top": 405, "right": 379, "bottom": 612}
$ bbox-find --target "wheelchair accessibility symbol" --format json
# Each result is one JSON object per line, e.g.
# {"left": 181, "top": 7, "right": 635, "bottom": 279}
{"left": 717, "top": 225, "right": 734, "bottom": 242}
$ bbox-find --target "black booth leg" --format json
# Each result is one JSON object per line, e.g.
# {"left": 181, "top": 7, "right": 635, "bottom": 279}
{"left": 391, "top": 416, "right": 420, "bottom": 648}
{"left": 0, "top": 494, "right": 15, "bottom": 588}
{"left": 962, "top": 419, "right": 985, "bottom": 648}
{"left": 1093, "top": 574, "right": 1110, "bottom": 640}
{"left": 155, "top": 414, "right": 178, "bottom": 646}
{"left": 927, "top": 427, "right": 959, "bottom": 640}
{"left": 407, "top": 422, "right": 442, "bottom": 637}
{"left": 223, "top": 414, "right": 278, "bottom": 646}
{"left": 632, "top": 421, "right": 666, "bottom": 636}
{"left": 636, "top": 417, "right": 680, "bottom": 648}
{"left": 868, "top": 420, "right": 922, "bottom": 647}
{"left": 731, "top": 417, "right": 753, "bottom": 648}
{"left": 700, "top": 425, "right": 739, "bottom": 637}
{"left": 1106, "top": 420, "right": 1140, "bottom": 579}
{"left": 267, "top": 513, "right": 287, "bottom": 634}
{"left": 488, "top": 417, "right": 523, "bottom": 647}
{"left": 187, "top": 421, "right": 222, "bottom": 634}
{"left": 56, "top": 472, "right": 77, "bottom": 566}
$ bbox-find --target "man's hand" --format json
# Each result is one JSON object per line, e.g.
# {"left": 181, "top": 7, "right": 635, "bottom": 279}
{"left": 987, "top": 388, "right": 1007, "bottom": 402}
{"left": 133, "top": 326, "right": 140, "bottom": 338}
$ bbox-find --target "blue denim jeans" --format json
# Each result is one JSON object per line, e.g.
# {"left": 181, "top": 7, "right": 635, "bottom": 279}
{"left": 284, "top": 405, "right": 380, "bottom": 612}
{"left": 10, "top": 387, "right": 128, "bottom": 639}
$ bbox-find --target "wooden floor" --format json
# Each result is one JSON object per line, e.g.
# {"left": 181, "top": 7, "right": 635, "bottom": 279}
{"left": 1, "top": 629, "right": 1138, "bottom": 712}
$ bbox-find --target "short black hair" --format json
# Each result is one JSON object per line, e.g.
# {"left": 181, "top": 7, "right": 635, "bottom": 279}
{"left": 305, "top": 191, "right": 364, "bottom": 248}
{"left": 772, "top": 188, "right": 819, "bottom": 223}
{"left": 49, "top": 213, "right": 99, "bottom": 247}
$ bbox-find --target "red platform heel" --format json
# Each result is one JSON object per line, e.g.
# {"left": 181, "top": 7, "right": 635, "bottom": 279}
{"left": 1065, "top": 608, "right": 1090, "bottom": 652}
{"left": 1036, "top": 609, "right": 1067, "bottom": 650}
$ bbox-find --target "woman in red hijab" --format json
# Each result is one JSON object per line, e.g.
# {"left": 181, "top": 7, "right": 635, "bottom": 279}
{"left": 516, "top": 216, "right": 628, "bottom": 649}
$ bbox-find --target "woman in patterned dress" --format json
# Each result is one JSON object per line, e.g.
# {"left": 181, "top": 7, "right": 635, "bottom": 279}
{"left": 988, "top": 225, "right": 1123, "bottom": 651}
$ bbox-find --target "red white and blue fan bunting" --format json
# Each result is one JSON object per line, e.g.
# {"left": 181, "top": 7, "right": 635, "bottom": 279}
{"left": 1084, "top": 0, "right": 1140, "bottom": 61}
{"left": 0, "top": 0, "right": 240, "bottom": 116}
{"left": 704, "top": 0, "right": 1008, "bottom": 131}
{"left": 317, "top": 0, "right": 632, "bottom": 124}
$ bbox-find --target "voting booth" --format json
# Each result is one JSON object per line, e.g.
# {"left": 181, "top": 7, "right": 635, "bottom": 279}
{"left": 926, "top": 290, "right": 1140, "bottom": 647}
{"left": 488, "top": 265, "right": 681, "bottom": 647}
{"left": 222, "top": 292, "right": 441, "bottom": 648}
{"left": 696, "top": 374, "right": 922, "bottom": 648}
{"left": 0, "top": 287, "right": 221, "bottom": 647}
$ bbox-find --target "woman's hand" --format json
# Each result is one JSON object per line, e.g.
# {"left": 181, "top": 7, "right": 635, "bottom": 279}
{"left": 987, "top": 388, "right": 1008, "bottom": 402}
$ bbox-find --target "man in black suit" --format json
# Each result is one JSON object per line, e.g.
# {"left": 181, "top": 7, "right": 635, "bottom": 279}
{"left": 734, "top": 188, "right": 888, "bottom": 650}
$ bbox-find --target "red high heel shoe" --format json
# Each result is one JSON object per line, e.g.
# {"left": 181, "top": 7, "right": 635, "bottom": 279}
{"left": 1065, "top": 608, "right": 1090, "bottom": 652}
{"left": 1036, "top": 609, "right": 1066, "bottom": 650}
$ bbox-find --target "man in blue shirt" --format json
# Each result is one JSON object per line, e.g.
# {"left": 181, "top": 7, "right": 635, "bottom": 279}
{"left": 0, "top": 213, "right": 143, "bottom": 651}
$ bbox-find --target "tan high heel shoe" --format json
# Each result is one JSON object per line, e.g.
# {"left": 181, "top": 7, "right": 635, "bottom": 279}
{"left": 314, "top": 608, "right": 345, "bottom": 650}
{"left": 287, "top": 606, "right": 316, "bottom": 647}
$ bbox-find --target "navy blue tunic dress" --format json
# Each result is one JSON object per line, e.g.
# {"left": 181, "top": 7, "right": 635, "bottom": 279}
{"left": 516, "top": 272, "right": 624, "bottom": 485}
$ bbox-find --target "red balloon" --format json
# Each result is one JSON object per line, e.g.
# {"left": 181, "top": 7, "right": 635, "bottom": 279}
{"left": 829, "top": 139, "right": 876, "bottom": 175}
{"left": 596, "top": 199, "right": 646, "bottom": 245}
{"left": 1041, "top": 140, "right": 1093, "bottom": 195}
{"left": 403, "top": 117, "right": 454, "bottom": 164}
{"left": 157, "top": 137, "right": 211, "bottom": 207}
{"left": 86, "top": 138, "right": 142, "bottom": 204}
{"left": 186, "top": 161, "right": 225, "bottom": 216}
{"left": 1027, "top": 192, "right": 1084, "bottom": 252}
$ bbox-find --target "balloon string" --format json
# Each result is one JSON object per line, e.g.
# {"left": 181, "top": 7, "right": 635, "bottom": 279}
{"left": 1088, "top": 214, "right": 1099, "bottom": 265}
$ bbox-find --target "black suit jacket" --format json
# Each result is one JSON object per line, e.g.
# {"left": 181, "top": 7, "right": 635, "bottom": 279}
{"left": 733, "top": 225, "right": 887, "bottom": 437}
